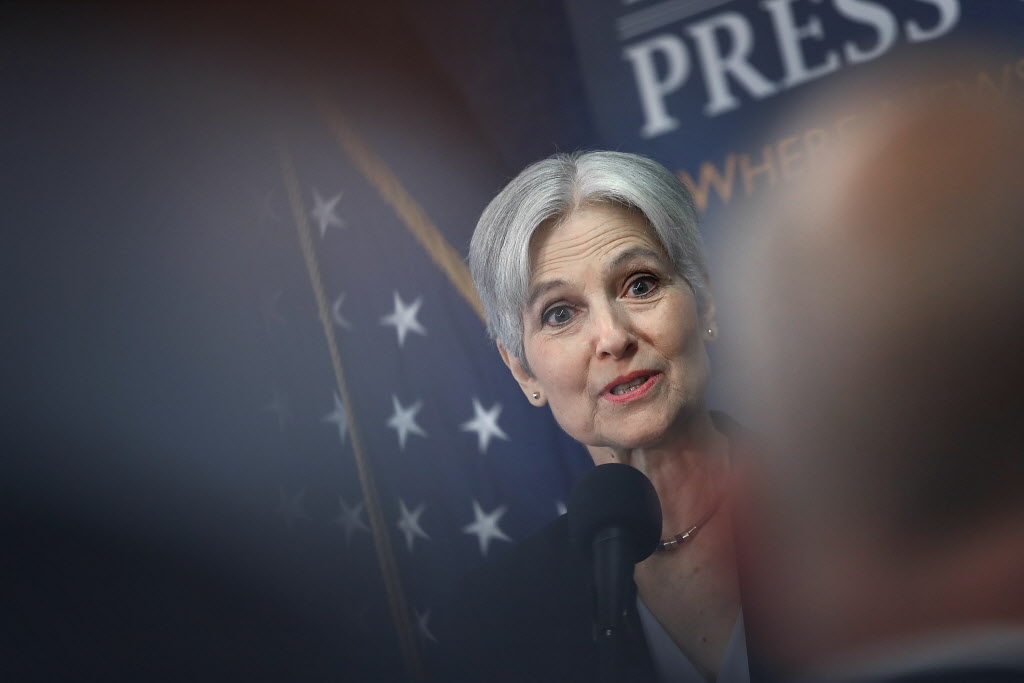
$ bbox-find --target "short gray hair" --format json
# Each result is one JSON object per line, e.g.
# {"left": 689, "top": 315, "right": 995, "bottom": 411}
{"left": 469, "top": 150, "right": 709, "bottom": 368}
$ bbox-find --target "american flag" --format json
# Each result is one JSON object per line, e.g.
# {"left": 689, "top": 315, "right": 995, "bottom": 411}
{"left": 259, "top": 104, "right": 592, "bottom": 679}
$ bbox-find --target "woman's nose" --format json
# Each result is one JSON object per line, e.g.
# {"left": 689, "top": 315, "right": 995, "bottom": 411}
{"left": 594, "top": 306, "right": 637, "bottom": 359}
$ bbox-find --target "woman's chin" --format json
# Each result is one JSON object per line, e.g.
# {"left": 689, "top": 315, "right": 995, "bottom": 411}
{"left": 595, "top": 421, "right": 674, "bottom": 451}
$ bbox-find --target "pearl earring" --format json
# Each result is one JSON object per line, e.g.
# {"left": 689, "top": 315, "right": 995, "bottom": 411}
{"left": 707, "top": 327, "right": 715, "bottom": 338}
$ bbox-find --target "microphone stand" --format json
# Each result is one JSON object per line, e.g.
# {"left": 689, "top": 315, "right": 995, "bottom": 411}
{"left": 592, "top": 524, "right": 635, "bottom": 683}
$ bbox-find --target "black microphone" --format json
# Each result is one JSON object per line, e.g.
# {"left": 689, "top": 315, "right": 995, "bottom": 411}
{"left": 568, "top": 463, "right": 661, "bottom": 683}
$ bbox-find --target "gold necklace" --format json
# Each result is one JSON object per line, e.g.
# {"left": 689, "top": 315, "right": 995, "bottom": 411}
{"left": 656, "top": 493, "right": 724, "bottom": 551}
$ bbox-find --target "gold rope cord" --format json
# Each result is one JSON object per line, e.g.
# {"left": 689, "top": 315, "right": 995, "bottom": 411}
{"left": 278, "top": 141, "right": 423, "bottom": 682}
{"left": 319, "top": 100, "right": 486, "bottom": 324}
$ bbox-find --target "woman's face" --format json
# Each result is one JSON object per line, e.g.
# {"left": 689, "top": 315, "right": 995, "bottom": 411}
{"left": 505, "top": 203, "right": 714, "bottom": 451}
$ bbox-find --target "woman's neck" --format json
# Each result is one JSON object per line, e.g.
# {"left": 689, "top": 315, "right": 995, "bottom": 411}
{"left": 586, "top": 408, "right": 731, "bottom": 536}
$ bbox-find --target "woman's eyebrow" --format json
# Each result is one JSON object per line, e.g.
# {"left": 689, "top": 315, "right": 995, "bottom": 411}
{"left": 526, "top": 279, "right": 568, "bottom": 309}
{"left": 605, "top": 246, "right": 665, "bottom": 275}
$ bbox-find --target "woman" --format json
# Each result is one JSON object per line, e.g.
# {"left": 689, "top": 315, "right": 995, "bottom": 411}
{"left": 442, "top": 151, "right": 758, "bottom": 683}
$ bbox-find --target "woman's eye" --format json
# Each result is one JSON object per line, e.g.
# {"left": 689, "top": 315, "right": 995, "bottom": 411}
{"left": 543, "top": 305, "right": 574, "bottom": 326}
{"left": 627, "top": 276, "right": 658, "bottom": 298}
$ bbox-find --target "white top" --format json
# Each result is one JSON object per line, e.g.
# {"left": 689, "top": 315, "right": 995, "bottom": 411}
{"left": 637, "top": 597, "right": 750, "bottom": 683}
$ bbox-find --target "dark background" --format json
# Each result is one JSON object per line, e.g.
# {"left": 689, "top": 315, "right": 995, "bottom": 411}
{"left": 2, "top": 2, "right": 588, "bottom": 681}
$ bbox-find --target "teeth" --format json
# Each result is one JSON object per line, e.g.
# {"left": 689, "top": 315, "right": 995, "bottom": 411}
{"left": 611, "top": 375, "right": 649, "bottom": 395}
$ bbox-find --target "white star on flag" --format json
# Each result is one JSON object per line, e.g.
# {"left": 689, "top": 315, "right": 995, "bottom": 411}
{"left": 322, "top": 392, "right": 349, "bottom": 444}
{"left": 387, "top": 395, "right": 427, "bottom": 450}
{"left": 462, "top": 500, "right": 513, "bottom": 556}
{"left": 331, "top": 291, "right": 352, "bottom": 330}
{"left": 380, "top": 291, "right": 427, "bottom": 347}
{"left": 310, "top": 188, "right": 345, "bottom": 238}
{"left": 460, "top": 398, "right": 509, "bottom": 454}
{"left": 263, "top": 388, "right": 291, "bottom": 432}
{"left": 334, "top": 496, "right": 370, "bottom": 545}
{"left": 278, "top": 488, "right": 309, "bottom": 529}
{"left": 414, "top": 608, "right": 438, "bottom": 643}
{"left": 396, "top": 499, "right": 430, "bottom": 552}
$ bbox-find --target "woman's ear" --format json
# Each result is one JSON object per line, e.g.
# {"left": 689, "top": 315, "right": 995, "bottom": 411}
{"left": 702, "top": 277, "right": 719, "bottom": 341}
{"left": 497, "top": 342, "right": 546, "bottom": 406}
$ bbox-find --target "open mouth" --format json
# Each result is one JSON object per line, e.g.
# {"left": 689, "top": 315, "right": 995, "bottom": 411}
{"left": 610, "top": 375, "right": 650, "bottom": 395}
{"left": 601, "top": 371, "right": 661, "bottom": 403}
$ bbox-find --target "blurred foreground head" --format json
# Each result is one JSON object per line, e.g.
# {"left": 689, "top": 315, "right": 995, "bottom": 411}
{"left": 733, "top": 61, "right": 1024, "bottom": 677}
